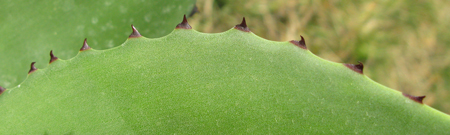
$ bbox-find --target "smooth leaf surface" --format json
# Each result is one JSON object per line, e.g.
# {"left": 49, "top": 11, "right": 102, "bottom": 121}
{"left": 0, "top": 0, "right": 196, "bottom": 88}
{"left": 1, "top": 26, "right": 449, "bottom": 134}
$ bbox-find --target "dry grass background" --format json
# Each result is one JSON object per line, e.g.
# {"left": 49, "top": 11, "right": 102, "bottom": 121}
{"left": 189, "top": 0, "right": 450, "bottom": 113}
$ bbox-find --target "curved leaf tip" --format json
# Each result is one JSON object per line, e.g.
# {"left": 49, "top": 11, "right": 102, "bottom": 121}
{"left": 175, "top": 15, "right": 192, "bottom": 29}
{"left": 128, "top": 25, "right": 142, "bottom": 38}
{"left": 403, "top": 93, "right": 426, "bottom": 104}
{"left": 344, "top": 61, "right": 364, "bottom": 74}
{"left": 28, "top": 62, "right": 37, "bottom": 74}
{"left": 290, "top": 36, "right": 307, "bottom": 49}
{"left": 234, "top": 17, "right": 250, "bottom": 32}
{"left": 0, "top": 86, "right": 5, "bottom": 95}
{"left": 80, "top": 38, "right": 91, "bottom": 51}
{"left": 49, "top": 50, "right": 58, "bottom": 64}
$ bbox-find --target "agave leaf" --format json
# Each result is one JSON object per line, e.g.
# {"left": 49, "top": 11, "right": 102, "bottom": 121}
{"left": 0, "top": 0, "right": 196, "bottom": 88}
{"left": 0, "top": 18, "right": 449, "bottom": 134}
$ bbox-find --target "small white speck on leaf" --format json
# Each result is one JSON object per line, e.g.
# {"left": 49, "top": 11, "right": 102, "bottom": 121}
{"left": 92, "top": 17, "right": 98, "bottom": 24}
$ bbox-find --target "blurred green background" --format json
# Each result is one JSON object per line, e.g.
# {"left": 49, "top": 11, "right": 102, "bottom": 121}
{"left": 189, "top": 0, "right": 450, "bottom": 113}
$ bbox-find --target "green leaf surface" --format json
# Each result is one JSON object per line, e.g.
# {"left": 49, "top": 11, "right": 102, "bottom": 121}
{"left": 0, "top": 0, "right": 196, "bottom": 88}
{"left": 1, "top": 23, "right": 449, "bottom": 133}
